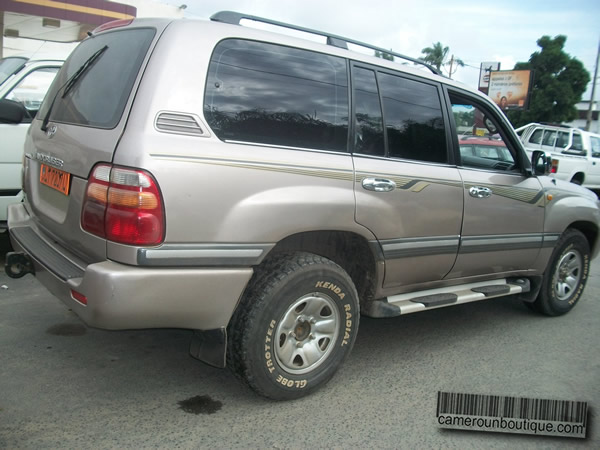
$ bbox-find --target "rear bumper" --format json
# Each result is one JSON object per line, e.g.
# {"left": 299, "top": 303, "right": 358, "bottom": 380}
{"left": 7, "top": 203, "right": 253, "bottom": 330}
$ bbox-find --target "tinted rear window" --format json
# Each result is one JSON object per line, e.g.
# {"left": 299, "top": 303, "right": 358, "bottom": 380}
{"left": 204, "top": 39, "right": 349, "bottom": 152}
{"left": 353, "top": 67, "right": 384, "bottom": 156}
{"left": 379, "top": 73, "right": 447, "bottom": 163}
{"left": 39, "top": 28, "right": 155, "bottom": 129}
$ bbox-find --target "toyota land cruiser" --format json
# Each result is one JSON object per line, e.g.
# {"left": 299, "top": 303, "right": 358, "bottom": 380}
{"left": 5, "top": 12, "right": 600, "bottom": 400}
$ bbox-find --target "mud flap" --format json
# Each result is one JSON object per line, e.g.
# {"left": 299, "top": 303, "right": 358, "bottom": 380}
{"left": 189, "top": 328, "right": 227, "bottom": 368}
{"left": 515, "top": 276, "right": 542, "bottom": 303}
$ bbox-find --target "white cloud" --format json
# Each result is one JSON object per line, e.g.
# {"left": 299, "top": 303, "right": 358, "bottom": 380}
{"left": 493, "top": 55, "right": 518, "bottom": 72}
{"left": 168, "top": 0, "right": 599, "bottom": 94}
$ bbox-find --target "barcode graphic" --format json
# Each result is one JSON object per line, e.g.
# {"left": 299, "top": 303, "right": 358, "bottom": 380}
{"left": 437, "top": 392, "right": 587, "bottom": 425}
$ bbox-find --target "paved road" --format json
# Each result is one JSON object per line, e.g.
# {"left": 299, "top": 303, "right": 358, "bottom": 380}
{"left": 1, "top": 232, "right": 598, "bottom": 448}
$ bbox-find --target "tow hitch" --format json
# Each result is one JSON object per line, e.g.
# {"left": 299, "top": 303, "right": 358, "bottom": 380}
{"left": 4, "top": 252, "right": 35, "bottom": 278}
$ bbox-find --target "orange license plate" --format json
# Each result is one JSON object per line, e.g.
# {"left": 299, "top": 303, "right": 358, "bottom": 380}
{"left": 40, "top": 164, "right": 71, "bottom": 196}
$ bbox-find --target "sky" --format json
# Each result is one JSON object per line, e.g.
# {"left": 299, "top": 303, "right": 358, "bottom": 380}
{"left": 164, "top": 0, "right": 600, "bottom": 98}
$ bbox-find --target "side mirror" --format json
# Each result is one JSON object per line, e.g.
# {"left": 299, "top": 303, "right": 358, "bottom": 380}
{"left": 0, "top": 98, "right": 26, "bottom": 124}
{"left": 532, "top": 150, "right": 551, "bottom": 176}
{"left": 483, "top": 115, "right": 498, "bottom": 134}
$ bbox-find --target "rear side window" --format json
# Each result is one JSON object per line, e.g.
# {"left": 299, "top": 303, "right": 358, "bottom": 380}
{"left": 39, "top": 28, "right": 155, "bottom": 129}
{"left": 204, "top": 39, "right": 349, "bottom": 152}
{"left": 542, "top": 130, "right": 557, "bottom": 146}
{"left": 555, "top": 131, "right": 569, "bottom": 149}
{"left": 378, "top": 73, "right": 447, "bottom": 163}
{"left": 352, "top": 67, "right": 384, "bottom": 156}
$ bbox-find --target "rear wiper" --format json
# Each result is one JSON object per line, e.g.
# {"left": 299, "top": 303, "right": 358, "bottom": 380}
{"left": 61, "top": 45, "right": 108, "bottom": 99}
{"left": 41, "top": 45, "right": 108, "bottom": 132}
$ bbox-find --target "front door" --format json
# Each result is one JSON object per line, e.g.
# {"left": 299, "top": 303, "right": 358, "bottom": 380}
{"left": 446, "top": 91, "right": 545, "bottom": 278}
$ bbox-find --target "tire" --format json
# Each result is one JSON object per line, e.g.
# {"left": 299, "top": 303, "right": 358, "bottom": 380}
{"left": 532, "top": 229, "right": 590, "bottom": 316}
{"left": 227, "top": 252, "right": 360, "bottom": 400}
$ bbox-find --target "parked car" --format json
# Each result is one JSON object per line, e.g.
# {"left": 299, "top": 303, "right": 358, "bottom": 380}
{"left": 0, "top": 57, "right": 63, "bottom": 230}
{"left": 4, "top": 13, "right": 600, "bottom": 400}
{"left": 458, "top": 136, "right": 514, "bottom": 170}
{"left": 516, "top": 122, "right": 600, "bottom": 188}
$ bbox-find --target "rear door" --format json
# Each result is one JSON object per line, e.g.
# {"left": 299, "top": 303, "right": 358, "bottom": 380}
{"left": 351, "top": 64, "right": 463, "bottom": 290}
{"left": 445, "top": 90, "right": 545, "bottom": 278}
{"left": 22, "top": 23, "right": 163, "bottom": 261}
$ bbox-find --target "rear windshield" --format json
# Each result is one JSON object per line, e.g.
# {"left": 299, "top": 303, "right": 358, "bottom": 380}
{"left": 38, "top": 28, "right": 155, "bottom": 129}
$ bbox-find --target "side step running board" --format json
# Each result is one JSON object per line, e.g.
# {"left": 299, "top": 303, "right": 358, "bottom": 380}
{"left": 363, "top": 278, "right": 530, "bottom": 318}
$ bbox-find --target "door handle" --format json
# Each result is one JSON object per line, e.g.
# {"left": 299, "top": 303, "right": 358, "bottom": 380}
{"left": 362, "top": 177, "right": 396, "bottom": 192}
{"left": 469, "top": 186, "right": 492, "bottom": 198}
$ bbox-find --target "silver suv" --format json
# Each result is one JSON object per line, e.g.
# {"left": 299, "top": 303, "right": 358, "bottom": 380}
{"left": 5, "top": 12, "right": 600, "bottom": 400}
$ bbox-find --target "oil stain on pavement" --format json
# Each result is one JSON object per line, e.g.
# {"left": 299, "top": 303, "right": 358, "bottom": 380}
{"left": 178, "top": 395, "right": 222, "bottom": 415}
{"left": 46, "top": 323, "right": 87, "bottom": 336}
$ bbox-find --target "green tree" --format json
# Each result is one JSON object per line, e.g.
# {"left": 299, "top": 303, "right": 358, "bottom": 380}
{"left": 375, "top": 50, "right": 394, "bottom": 61}
{"left": 420, "top": 42, "right": 464, "bottom": 77}
{"left": 507, "top": 35, "right": 590, "bottom": 127}
{"left": 421, "top": 42, "right": 448, "bottom": 70}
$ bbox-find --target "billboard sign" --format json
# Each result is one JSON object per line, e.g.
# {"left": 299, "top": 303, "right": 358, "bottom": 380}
{"left": 478, "top": 62, "right": 500, "bottom": 92}
{"left": 488, "top": 70, "right": 533, "bottom": 111}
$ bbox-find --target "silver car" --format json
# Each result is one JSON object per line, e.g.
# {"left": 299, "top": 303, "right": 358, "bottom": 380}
{"left": 5, "top": 12, "right": 600, "bottom": 400}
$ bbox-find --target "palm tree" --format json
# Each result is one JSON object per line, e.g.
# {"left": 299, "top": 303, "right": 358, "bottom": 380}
{"left": 421, "top": 42, "right": 448, "bottom": 70}
{"left": 420, "top": 42, "right": 464, "bottom": 78}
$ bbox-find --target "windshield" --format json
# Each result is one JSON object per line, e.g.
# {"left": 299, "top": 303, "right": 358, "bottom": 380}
{"left": 38, "top": 28, "right": 155, "bottom": 129}
{"left": 0, "top": 57, "right": 28, "bottom": 86}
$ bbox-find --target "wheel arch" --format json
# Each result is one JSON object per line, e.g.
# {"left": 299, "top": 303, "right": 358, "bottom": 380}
{"left": 567, "top": 220, "right": 599, "bottom": 257}
{"left": 570, "top": 172, "right": 585, "bottom": 185}
{"left": 263, "top": 230, "right": 381, "bottom": 308}
{"left": 543, "top": 190, "right": 600, "bottom": 260}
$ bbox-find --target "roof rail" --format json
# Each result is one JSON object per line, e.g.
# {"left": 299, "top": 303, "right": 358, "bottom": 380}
{"left": 210, "top": 11, "right": 441, "bottom": 75}
{"left": 539, "top": 122, "right": 571, "bottom": 129}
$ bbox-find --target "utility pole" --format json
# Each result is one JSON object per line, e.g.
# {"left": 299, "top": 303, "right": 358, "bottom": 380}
{"left": 447, "top": 55, "right": 462, "bottom": 79}
{"left": 586, "top": 38, "right": 600, "bottom": 131}
{"left": 0, "top": 12, "right": 4, "bottom": 59}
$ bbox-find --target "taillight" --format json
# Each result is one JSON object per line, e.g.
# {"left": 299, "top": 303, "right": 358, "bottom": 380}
{"left": 551, "top": 159, "right": 559, "bottom": 174}
{"left": 81, "top": 164, "right": 165, "bottom": 246}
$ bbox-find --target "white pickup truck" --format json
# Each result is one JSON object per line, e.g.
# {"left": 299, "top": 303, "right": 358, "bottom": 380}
{"left": 516, "top": 123, "right": 600, "bottom": 189}
{"left": 0, "top": 57, "right": 62, "bottom": 230}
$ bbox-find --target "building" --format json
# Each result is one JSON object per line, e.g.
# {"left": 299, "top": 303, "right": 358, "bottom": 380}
{"left": 1, "top": 0, "right": 185, "bottom": 60}
{"left": 565, "top": 100, "right": 599, "bottom": 134}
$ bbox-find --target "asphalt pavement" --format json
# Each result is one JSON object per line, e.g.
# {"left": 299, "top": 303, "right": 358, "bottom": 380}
{"left": 1, "top": 232, "right": 599, "bottom": 448}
